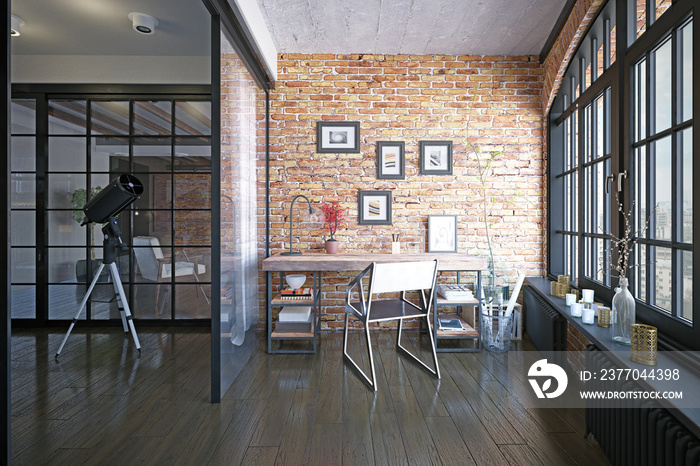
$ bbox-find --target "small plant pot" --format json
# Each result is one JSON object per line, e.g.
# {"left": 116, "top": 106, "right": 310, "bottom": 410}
{"left": 325, "top": 239, "right": 339, "bottom": 254}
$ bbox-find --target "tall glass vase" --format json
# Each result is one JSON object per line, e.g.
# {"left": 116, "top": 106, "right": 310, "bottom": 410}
{"left": 612, "top": 277, "right": 635, "bottom": 345}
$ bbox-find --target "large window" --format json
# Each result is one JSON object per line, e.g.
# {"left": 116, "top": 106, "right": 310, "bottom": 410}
{"left": 549, "top": 0, "right": 696, "bottom": 348}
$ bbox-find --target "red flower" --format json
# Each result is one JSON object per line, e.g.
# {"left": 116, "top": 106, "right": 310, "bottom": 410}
{"left": 319, "top": 201, "right": 346, "bottom": 240}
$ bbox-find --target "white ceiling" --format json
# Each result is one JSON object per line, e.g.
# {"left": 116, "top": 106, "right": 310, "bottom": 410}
{"left": 10, "top": 0, "right": 211, "bottom": 56}
{"left": 256, "top": 0, "right": 568, "bottom": 55}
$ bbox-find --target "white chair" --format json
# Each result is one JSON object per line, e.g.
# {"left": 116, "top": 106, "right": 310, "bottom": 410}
{"left": 343, "top": 260, "right": 440, "bottom": 391}
{"left": 132, "top": 236, "right": 208, "bottom": 314}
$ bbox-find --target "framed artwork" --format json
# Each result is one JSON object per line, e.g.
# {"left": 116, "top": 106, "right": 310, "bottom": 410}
{"left": 316, "top": 121, "right": 361, "bottom": 153}
{"left": 358, "top": 190, "right": 392, "bottom": 225}
{"left": 419, "top": 140, "right": 453, "bottom": 175}
{"left": 428, "top": 215, "right": 458, "bottom": 252}
{"left": 376, "top": 141, "right": 405, "bottom": 180}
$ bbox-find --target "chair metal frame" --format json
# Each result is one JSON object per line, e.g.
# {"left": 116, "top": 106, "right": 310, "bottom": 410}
{"left": 342, "top": 260, "right": 441, "bottom": 391}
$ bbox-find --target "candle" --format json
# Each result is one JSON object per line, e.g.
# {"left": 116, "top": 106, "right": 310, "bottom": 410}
{"left": 582, "top": 307, "right": 595, "bottom": 324}
{"left": 565, "top": 293, "right": 577, "bottom": 306}
{"left": 570, "top": 302, "right": 583, "bottom": 317}
{"left": 582, "top": 289, "right": 594, "bottom": 303}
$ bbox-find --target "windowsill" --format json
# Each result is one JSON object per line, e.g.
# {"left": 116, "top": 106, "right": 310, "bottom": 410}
{"left": 526, "top": 277, "right": 700, "bottom": 438}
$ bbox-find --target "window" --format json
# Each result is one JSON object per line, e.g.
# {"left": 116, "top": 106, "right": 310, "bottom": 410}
{"left": 549, "top": 0, "right": 696, "bottom": 348}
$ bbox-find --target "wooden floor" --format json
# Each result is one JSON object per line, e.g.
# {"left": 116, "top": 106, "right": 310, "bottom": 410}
{"left": 10, "top": 327, "right": 611, "bottom": 465}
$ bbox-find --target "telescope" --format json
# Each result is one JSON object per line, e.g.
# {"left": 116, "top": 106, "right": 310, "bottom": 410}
{"left": 56, "top": 174, "right": 144, "bottom": 360}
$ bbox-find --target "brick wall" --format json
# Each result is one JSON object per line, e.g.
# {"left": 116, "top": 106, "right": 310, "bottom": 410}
{"left": 262, "top": 53, "right": 546, "bottom": 330}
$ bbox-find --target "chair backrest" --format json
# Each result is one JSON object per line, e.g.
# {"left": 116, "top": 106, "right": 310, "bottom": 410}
{"left": 370, "top": 260, "right": 438, "bottom": 295}
{"left": 133, "top": 236, "right": 162, "bottom": 281}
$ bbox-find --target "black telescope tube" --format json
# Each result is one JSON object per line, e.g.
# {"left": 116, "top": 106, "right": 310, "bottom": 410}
{"left": 82, "top": 174, "right": 144, "bottom": 225}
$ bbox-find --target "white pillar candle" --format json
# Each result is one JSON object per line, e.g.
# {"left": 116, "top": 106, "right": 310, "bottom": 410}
{"left": 582, "top": 289, "right": 594, "bottom": 303}
{"left": 565, "top": 293, "right": 577, "bottom": 306}
{"left": 570, "top": 302, "right": 583, "bottom": 317}
{"left": 582, "top": 307, "right": 595, "bottom": 324}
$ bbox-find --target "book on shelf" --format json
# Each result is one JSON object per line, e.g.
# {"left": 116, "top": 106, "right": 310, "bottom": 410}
{"left": 437, "top": 284, "right": 474, "bottom": 301}
{"left": 279, "top": 306, "right": 312, "bottom": 323}
{"left": 438, "top": 318, "right": 464, "bottom": 331}
{"left": 280, "top": 287, "right": 313, "bottom": 300}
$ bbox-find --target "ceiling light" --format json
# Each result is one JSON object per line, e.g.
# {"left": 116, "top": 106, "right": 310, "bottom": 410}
{"left": 128, "top": 12, "right": 158, "bottom": 35}
{"left": 10, "top": 15, "right": 25, "bottom": 37}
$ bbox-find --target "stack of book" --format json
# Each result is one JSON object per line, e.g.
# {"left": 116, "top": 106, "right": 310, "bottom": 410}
{"left": 280, "top": 287, "right": 313, "bottom": 300}
{"left": 438, "top": 318, "right": 464, "bottom": 331}
{"left": 437, "top": 284, "right": 474, "bottom": 301}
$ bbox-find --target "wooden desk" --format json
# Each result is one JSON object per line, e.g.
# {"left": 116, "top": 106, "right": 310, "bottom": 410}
{"left": 262, "top": 252, "right": 488, "bottom": 354}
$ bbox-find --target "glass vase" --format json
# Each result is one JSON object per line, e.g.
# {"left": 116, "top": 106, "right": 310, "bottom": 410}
{"left": 612, "top": 277, "right": 635, "bottom": 345}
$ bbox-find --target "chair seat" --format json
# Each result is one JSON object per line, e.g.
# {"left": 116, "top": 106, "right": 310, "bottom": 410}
{"left": 350, "top": 299, "right": 427, "bottom": 322}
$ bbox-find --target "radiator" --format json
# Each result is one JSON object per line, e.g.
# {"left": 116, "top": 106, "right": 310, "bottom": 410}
{"left": 585, "top": 345, "right": 700, "bottom": 465}
{"left": 523, "top": 285, "right": 567, "bottom": 365}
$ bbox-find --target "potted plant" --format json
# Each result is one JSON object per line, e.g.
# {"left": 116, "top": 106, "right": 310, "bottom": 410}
{"left": 319, "top": 201, "right": 345, "bottom": 254}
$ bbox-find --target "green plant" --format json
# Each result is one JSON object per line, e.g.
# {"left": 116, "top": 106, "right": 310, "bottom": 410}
{"left": 69, "top": 186, "right": 102, "bottom": 225}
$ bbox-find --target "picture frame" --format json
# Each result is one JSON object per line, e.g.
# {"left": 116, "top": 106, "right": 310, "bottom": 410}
{"left": 376, "top": 141, "right": 405, "bottom": 180}
{"left": 358, "top": 190, "right": 392, "bottom": 225}
{"left": 428, "top": 215, "right": 458, "bottom": 253}
{"left": 419, "top": 140, "right": 453, "bottom": 175}
{"left": 316, "top": 121, "right": 361, "bottom": 153}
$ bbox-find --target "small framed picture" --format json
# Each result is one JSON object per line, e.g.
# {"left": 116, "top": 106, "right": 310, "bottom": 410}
{"left": 419, "top": 141, "right": 453, "bottom": 175}
{"left": 428, "top": 215, "right": 458, "bottom": 252}
{"left": 316, "top": 121, "right": 361, "bottom": 153}
{"left": 358, "top": 190, "right": 392, "bottom": 225}
{"left": 376, "top": 141, "right": 405, "bottom": 180}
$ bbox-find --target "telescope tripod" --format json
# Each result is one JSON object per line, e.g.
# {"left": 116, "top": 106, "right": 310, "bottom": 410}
{"left": 56, "top": 217, "right": 141, "bottom": 360}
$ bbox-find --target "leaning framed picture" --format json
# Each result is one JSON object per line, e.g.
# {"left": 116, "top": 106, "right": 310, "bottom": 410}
{"left": 428, "top": 215, "right": 457, "bottom": 252}
{"left": 316, "top": 121, "right": 361, "bottom": 153}
{"left": 358, "top": 190, "right": 392, "bottom": 225}
{"left": 419, "top": 140, "right": 453, "bottom": 175}
{"left": 376, "top": 141, "right": 405, "bottom": 180}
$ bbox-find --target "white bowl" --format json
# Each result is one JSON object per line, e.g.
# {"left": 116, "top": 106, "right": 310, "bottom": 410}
{"left": 285, "top": 274, "right": 306, "bottom": 290}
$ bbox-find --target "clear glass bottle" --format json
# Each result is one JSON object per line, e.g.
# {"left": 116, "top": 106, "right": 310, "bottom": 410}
{"left": 611, "top": 277, "right": 635, "bottom": 345}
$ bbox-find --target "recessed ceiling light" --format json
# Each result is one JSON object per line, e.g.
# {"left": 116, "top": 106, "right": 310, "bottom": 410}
{"left": 11, "top": 15, "right": 25, "bottom": 37}
{"left": 128, "top": 12, "right": 158, "bottom": 35}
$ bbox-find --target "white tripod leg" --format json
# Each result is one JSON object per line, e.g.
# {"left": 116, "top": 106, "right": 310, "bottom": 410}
{"left": 56, "top": 263, "right": 106, "bottom": 359}
{"left": 110, "top": 263, "right": 141, "bottom": 352}
{"left": 111, "top": 270, "right": 129, "bottom": 332}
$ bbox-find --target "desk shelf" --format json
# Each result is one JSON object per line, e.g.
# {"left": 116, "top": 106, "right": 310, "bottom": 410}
{"left": 432, "top": 271, "right": 482, "bottom": 352}
{"left": 436, "top": 313, "right": 479, "bottom": 338}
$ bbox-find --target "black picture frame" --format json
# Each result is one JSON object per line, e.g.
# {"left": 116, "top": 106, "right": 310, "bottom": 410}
{"left": 316, "top": 121, "right": 361, "bottom": 153}
{"left": 376, "top": 141, "right": 405, "bottom": 180}
{"left": 358, "top": 190, "right": 392, "bottom": 225}
{"left": 419, "top": 140, "right": 453, "bottom": 175}
{"left": 428, "top": 215, "right": 458, "bottom": 252}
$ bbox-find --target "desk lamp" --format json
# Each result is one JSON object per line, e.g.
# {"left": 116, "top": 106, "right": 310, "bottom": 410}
{"left": 282, "top": 194, "right": 313, "bottom": 255}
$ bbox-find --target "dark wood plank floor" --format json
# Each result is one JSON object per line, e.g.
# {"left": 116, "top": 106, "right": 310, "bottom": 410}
{"left": 10, "top": 327, "right": 611, "bottom": 465}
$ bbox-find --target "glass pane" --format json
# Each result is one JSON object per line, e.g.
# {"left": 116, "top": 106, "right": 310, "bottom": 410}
{"left": 583, "top": 236, "right": 592, "bottom": 277}
{"left": 175, "top": 137, "right": 212, "bottom": 169}
{"left": 655, "top": 0, "right": 672, "bottom": 21}
{"left": 91, "top": 101, "right": 129, "bottom": 135}
{"left": 47, "top": 173, "right": 86, "bottom": 209}
{"left": 175, "top": 101, "right": 212, "bottom": 135}
{"left": 11, "top": 173, "right": 36, "bottom": 208}
{"left": 48, "top": 210, "right": 90, "bottom": 246}
{"left": 133, "top": 211, "right": 172, "bottom": 244}
{"left": 91, "top": 136, "right": 129, "bottom": 172}
{"left": 173, "top": 247, "right": 210, "bottom": 283}
{"left": 174, "top": 284, "right": 211, "bottom": 319}
{"left": 49, "top": 285, "right": 86, "bottom": 320}
{"left": 133, "top": 241, "right": 170, "bottom": 284}
{"left": 174, "top": 174, "right": 211, "bottom": 209}
{"left": 132, "top": 284, "right": 167, "bottom": 319}
{"left": 595, "top": 93, "right": 604, "bottom": 159}
{"left": 11, "top": 248, "right": 36, "bottom": 283}
{"left": 49, "top": 100, "right": 87, "bottom": 135}
{"left": 596, "top": 41, "right": 604, "bottom": 78}
{"left": 651, "top": 137, "right": 671, "bottom": 241}
{"left": 634, "top": 59, "right": 647, "bottom": 142}
{"left": 11, "top": 99, "right": 36, "bottom": 134}
{"left": 680, "top": 21, "right": 693, "bottom": 123}
{"left": 652, "top": 246, "right": 672, "bottom": 312}
{"left": 610, "top": 26, "right": 617, "bottom": 65}
{"left": 634, "top": 0, "right": 646, "bottom": 41}
{"left": 584, "top": 104, "right": 592, "bottom": 162}
{"left": 133, "top": 101, "right": 172, "bottom": 135}
{"left": 133, "top": 137, "right": 172, "bottom": 172}
{"left": 48, "top": 137, "right": 87, "bottom": 171}
{"left": 11, "top": 211, "right": 35, "bottom": 246}
{"left": 594, "top": 237, "right": 606, "bottom": 283}
{"left": 132, "top": 173, "right": 172, "bottom": 210}
{"left": 682, "top": 251, "right": 692, "bottom": 321}
{"left": 90, "top": 284, "right": 130, "bottom": 320}
{"left": 681, "top": 128, "right": 692, "bottom": 243}
{"left": 10, "top": 136, "right": 36, "bottom": 171}
{"left": 634, "top": 243, "right": 647, "bottom": 301}
{"left": 48, "top": 248, "right": 86, "bottom": 283}
{"left": 635, "top": 145, "right": 647, "bottom": 237}
{"left": 651, "top": 38, "right": 672, "bottom": 134}
{"left": 11, "top": 285, "right": 36, "bottom": 319}
{"left": 174, "top": 211, "right": 211, "bottom": 246}
{"left": 584, "top": 61, "right": 592, "bottom": 90}
{"left": 564, "top": 116, "right": 570, "bottom": 171}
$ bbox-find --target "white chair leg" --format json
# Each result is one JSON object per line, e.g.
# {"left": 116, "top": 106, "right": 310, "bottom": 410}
{"left": 396, "top": 318, "right": 440, "bottom": 380}
{"left": 342, "top": 311, "right": 377, "bottom": 391}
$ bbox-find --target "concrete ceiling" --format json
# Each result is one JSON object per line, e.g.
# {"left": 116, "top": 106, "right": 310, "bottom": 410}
{"left": 256, "top": 0, "right": 569, "bottom": 55}
{"left": 10, "top": 0, "right": 210, "bottom": 56}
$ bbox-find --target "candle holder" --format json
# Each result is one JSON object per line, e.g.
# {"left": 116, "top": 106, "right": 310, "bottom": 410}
{"left": 630, "top": 324, "right": 657, "bottom": 366}
{"left": 550, "top": 281, "right": 557, "bottom": 296}
{"left": 569, "top": 288, "right": 580, "bottom": 301}
{"left": 597, "top": 307, "right": 611, "bottom": 328}
{"left": 557, "top": 274, "right": 570, "bottom": 285}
